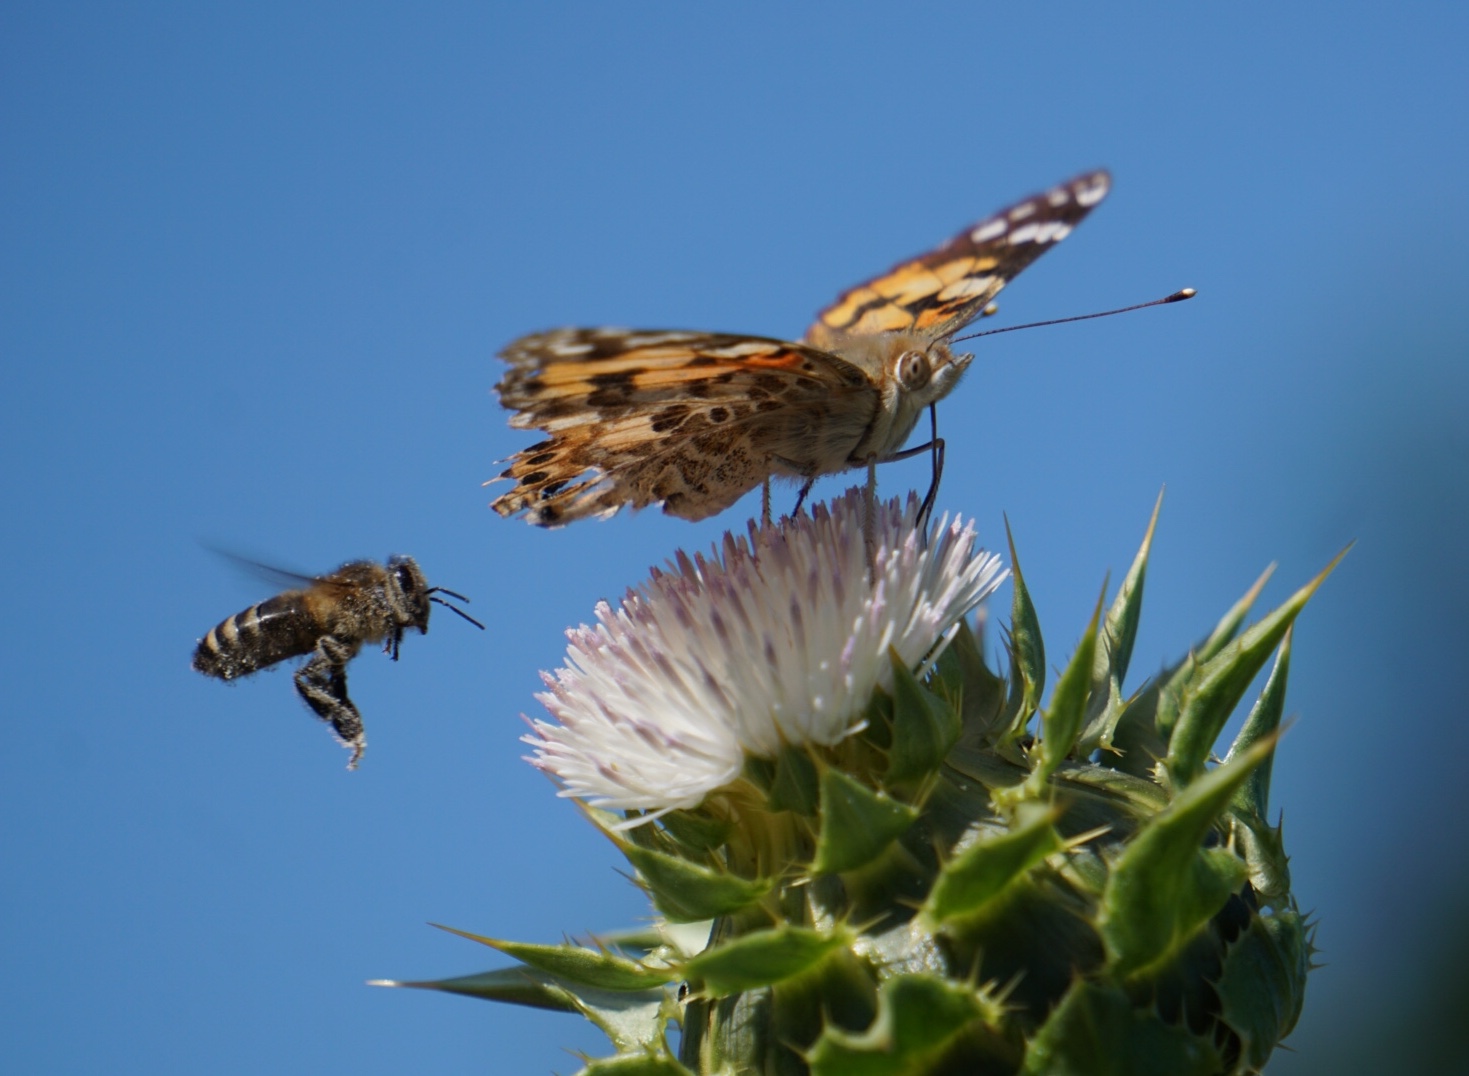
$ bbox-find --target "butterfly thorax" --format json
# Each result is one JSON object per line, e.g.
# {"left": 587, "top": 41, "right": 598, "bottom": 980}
{"left": 824, "top": 331, "right": 974, "bottom": 463}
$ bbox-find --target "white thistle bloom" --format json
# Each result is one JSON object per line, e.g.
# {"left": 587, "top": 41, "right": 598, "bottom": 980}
{"left": 525, "top": 491, "right": 1007, "bottom": 817}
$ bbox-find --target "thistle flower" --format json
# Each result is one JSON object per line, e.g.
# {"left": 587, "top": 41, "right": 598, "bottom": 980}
{"left": 386, "top": 495, "right": 1337, "bottom": 1076}
{"left": 525, "top": 490, "right": 1005, "bottom": 818}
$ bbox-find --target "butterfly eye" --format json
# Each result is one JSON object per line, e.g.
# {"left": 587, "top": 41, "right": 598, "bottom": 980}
{"left": 896, "top": 350, "right": 932, "bottom": 391}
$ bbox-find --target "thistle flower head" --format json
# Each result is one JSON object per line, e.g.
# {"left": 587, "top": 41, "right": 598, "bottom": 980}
{"left": 524, "top": 490, "right": 1006, "bottom": 817}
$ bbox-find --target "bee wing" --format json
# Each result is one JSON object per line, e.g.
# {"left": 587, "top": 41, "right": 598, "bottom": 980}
{"left": 203, "top": 548, "right": 345, "bottom": 594}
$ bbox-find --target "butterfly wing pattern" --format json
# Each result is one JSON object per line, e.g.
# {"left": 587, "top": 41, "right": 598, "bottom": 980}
{"left": 493, "top": 329, "right": 878, "bottom": 524}
{"left": 491, "top": 170, "right": 1111, "bottom": 526}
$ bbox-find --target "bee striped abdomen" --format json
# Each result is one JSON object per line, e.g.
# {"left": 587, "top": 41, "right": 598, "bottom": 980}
{"left": 193, "top": 591, "right": 322, "bottom": 680}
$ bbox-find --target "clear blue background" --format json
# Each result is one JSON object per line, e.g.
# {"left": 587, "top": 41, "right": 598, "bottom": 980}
{"left": 3, "top": 3, "right": 1465, "bottom": 1072}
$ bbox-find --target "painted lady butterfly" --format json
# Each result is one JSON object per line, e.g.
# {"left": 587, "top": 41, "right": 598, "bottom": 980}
{"left": 491, "top": 169, "right": 1111, "bottom": 526}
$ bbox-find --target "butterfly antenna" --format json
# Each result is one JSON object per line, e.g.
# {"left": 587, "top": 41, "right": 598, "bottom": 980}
{"left": 952, "top": 288, "right": 1194, "bottom": 343}
{"left": 428, "top": 589, "right": 486, "bottom": 630}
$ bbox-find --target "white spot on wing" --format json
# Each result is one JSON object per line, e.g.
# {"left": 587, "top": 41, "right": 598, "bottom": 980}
{"left": 937, "top": 275, "right": 999, "bottom": 301}
{"left": 1047, "top": 188, "right": 1071, "bottom": 207}
{"left": 1032, "top": 220, "right": 1070, "bottom": 245}
{"left": 1008, "top": 201, "right": 1037, "bottom": 221}
{"left": 1074, "top": 173, "right": 1110, "bottom": 207}
{"left": 1007, "top": 221, "right": 1040, "bottom": 245}
{"left": 970, "top": 218, "right": 1007, "bottom": 243}
{"left": 713, "top": 341, "right": 785, "bottom": 358}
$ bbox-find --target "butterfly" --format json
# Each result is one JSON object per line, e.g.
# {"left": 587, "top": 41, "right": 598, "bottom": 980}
{"left": 491, "top": 170, "right": 1111, "bottom": 526}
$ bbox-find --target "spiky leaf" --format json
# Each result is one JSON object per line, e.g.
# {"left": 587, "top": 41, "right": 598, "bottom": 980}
{"left": 682, "top": 925, "right": 849, "bottom": 995}
{"left": 1024, "top": 589, "right": 1102, "bottom": 795}
{"left": 1100, "top": 738, "right": 1276, "bottom": 979}
{"left": 811, "top": 769, "right": 919, "bottom": 875}
{"left": 1167, "top": 552, "right": 1343, "bottom": 785}
{"left": 428, "top": 925, "right": 670, "bottom": 991}
{"left": 1023, "top": 981, "right": 1223, "bottom": 1075}
{"left": 923, "top": 802, "right": 1062, "bottom": 925}
{"left": 1216, "top": 908, "right": 1310, "bottom": 1070}
{"left": 884, "top": 650, "right": 961, "bottom": 785}
{"left": 1000, "top": 521, "right": 1044, "bottom": 740}
{"left": 619, "top": 841, "right": 772, "bottom": 922}
{"left": 1226, "top": 627, "right": 1293, "bottom": 819}
{"left": 1079, "top": 494, "right": 1161, "bottom": 754}
{"left": 579, "top": 1053, "right": 694, "bottom": 1076}
{"left": 806, "top": 974, "right": 1002, "bottom": 1076}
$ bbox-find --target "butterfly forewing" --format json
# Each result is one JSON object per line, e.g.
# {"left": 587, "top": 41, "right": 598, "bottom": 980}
{"left": 805, "top": 169, "right": 1110, "bottom": 347}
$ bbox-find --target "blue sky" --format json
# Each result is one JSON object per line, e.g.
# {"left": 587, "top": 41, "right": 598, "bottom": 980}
{"left": 3, "top": 3, "right": 1466, "bottom": 1071}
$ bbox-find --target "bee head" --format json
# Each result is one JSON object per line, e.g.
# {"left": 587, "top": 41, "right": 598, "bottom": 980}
{"left": 387, "top": 556, "right": 434, "bottom": 633}
{"left": 387, "top": 556, "right": 486, "bottom": 634}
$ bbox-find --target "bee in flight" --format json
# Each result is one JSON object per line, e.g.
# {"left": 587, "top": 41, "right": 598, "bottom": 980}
{"left": 491, "top": 170, "right": 1188, "bottom": 529}
{"left": 193, "top": 556, "right": 484, "bottom": 768}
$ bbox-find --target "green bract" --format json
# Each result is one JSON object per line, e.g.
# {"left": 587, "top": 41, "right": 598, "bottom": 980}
{"left": 382, "top": 498, "right": 1334, "bottom": 1075}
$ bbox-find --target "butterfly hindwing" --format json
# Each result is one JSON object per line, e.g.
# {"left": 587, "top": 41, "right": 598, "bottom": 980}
{"left": 493, "top": 329, "right": 879, "bottom": 524}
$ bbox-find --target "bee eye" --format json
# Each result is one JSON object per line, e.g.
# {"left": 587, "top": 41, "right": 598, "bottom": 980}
{"left": 896, "top": 350, "right": 932, "bottom": 391}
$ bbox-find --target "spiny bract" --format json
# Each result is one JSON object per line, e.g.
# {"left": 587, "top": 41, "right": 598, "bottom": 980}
{"left": 384, "top": 499, "right": 1333, "bottom": 1076}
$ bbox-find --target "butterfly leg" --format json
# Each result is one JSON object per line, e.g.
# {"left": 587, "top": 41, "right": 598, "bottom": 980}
{"left": 761, "top": 477, "right": 772, "bottom": 528}
{"left": 916, "top": 404, "right": 945, "bottom": 541}
{"left": 791, "top": 476, "right": 818, "bottom": 518}
{"left": 295, "top": 636, "right": 367, "bottom": 769}
{"left": 863, "top": 456, "right": 879, "bottom": 572}
{"left": 876, "top": 405, "right": 944, "bottom": 545}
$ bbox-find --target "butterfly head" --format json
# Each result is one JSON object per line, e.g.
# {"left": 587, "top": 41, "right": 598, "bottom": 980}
{"left": 889, "top": 337, "right": 973, "bottom": 408}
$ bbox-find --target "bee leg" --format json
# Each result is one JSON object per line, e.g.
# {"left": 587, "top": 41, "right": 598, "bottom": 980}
{"left": 295, "top": 637, "right": 366, "bottom": 769}
{"left": 761, "top": 477, "right": 772, "bottom": 528}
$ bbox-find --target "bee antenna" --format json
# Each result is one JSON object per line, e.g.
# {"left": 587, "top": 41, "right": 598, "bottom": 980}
{"left": 952, "top": 288, "right": 1195, "bottom": 343}
{"left": 427, "top": 585, "right": 473, "bottom": 603}
{"left": 430, "top": 595, "right": 486, "bottom": 630}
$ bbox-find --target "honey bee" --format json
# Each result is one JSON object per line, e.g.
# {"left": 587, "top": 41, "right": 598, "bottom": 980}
{"left": 192, "top": 555, "right": 484, "bottom": 768}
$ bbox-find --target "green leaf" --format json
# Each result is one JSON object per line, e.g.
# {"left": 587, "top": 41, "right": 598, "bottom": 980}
{"left": 1000, "top": 519, "right": 1044, "bottom": 741}
{"left": 1216, "top": 908, "right": 1310, "bottom": 1071}
{"left": 374, "top": 966, "right": 668, "bottom": 1052}
{"left": 932, "top": 616, "right": 1006, "bottom": 743}
{"left": 806, "top": 974, "right": 1000, "bottom": 1076}
{"left": 618, "top": 841, "right": 772, "bottom": 923}
{"left": 1167, "top": 551, "right": 1344, "bottom": 786}
{"left": 884, "top": 649, "right": 961, "bottom": 785}
{"left": 811, "top": 769, "right": 919, "bottom": 875}
{"left": 427, "top": 925, "right": 671, "bottom": 991}
{"left": 681, "top": 925, "right": 848, "bottom": 996}
{"left": 371, "top": 966, "right": 580, "bottom": 1013}
{"left": 1103, "top": 678, "right": 1169, "bottom": 780}
{"left": 1028, "top": 586, "right": 1103, "bottom": 791}
{"left": 1100, "top": 492, "right": 1161, "bottom": 689}
{"left": 658, "top": 809, "right": 735, "bottom": 855}
{"left": 1225, "top": 627, "right": 1293, "bottom": 819}
{"left": 922, "top": 802, "right": 1062, "bottom": 925}
{"left": 1099, "top": 737, "right": 1277, "bottom": 979}
{"left": 578, "top": 1054, "right": 694, "bottom": 1076}
{"left": 1023, "top": 981, "right": 1222, "bottom": 1076}
{"left": 1155, "top": 565, "right": 1274, "bottom": 740}
{"left": 767, "top": 745, "right": 821, "bottom": 815}
{"left": 1230, "top": 810, "right": 1293, "bottom": 904}
{"left": 1079, "top": 494, "right": 1161, "bottom": 754}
